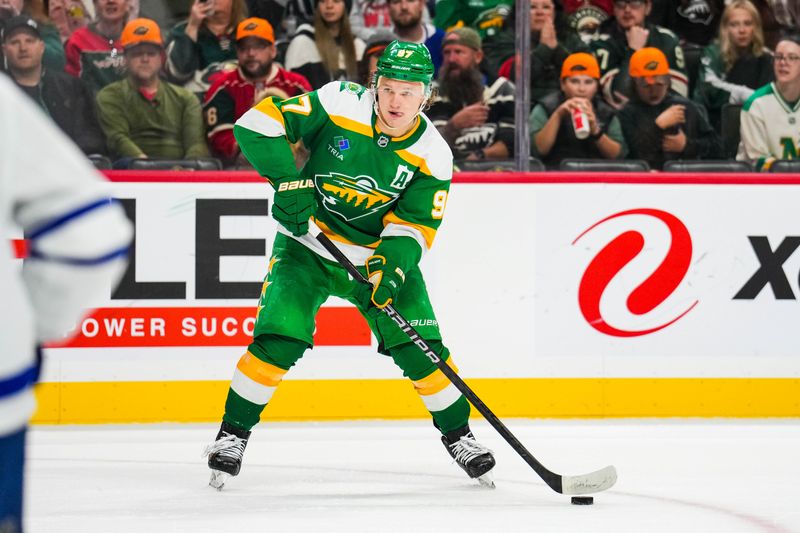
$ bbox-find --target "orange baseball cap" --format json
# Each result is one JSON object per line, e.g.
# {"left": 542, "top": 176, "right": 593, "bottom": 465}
{"left": 629, "top": 47, "right": 669, "bottom": 83}
{"left": 120, "top": 18, "right": 162, "bottom": 50}
{"left": 561, "top": 52, "right": 600, "bottom": 79}
{"left": 236, "top": 17, "right": 275, "bottom": 44}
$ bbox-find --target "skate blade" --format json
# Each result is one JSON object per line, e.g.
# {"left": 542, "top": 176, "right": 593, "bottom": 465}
{"left": 209, "top": 470, "right": 228, "bottom": 491}
{"left": 476, "top": 470, "right": 496, "bottom": 489}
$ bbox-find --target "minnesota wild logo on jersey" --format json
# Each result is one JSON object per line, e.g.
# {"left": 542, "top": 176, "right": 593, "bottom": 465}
{"left": 316, "top": 172, "right": 398, "bottom": 221}
{"left": 234, "top": 79, "right": 454, "bottom": 258}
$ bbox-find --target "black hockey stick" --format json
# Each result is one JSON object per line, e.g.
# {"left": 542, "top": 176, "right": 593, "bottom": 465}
{"left": 309, "top": 222, "right": 617, "bottom": 495}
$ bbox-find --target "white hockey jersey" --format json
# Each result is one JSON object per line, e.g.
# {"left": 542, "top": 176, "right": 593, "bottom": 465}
{"left": 0, "top": 75, "right": 132, "bottom": 436}
{"left": 737, "top": 82, "right": 800, "bottom": 171}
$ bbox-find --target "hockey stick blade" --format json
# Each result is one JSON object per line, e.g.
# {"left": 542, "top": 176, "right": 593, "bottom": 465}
{"left": 308, "top": 221, "right": 617, "bottom": 495}
{"left": 561, "top": 465, "right": 617, "bottom": 495}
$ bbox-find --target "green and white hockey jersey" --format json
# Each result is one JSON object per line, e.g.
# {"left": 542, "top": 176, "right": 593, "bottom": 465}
{"left": 737, "top": 83, "right": 800, "bottom": 171}
{"left": 590, "top": 24, "right": 688, "bottom": 106}
{"left": 234, "top": 81, "right": 454, "bottom": 264}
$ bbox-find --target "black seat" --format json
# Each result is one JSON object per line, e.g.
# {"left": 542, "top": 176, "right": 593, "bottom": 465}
{"left": 720, "top": 104, "right": 743, "bottom": 159}
{"left": 559, "top": 158, "right": 650, "bottom": 172}
{"left": 87, "top": 154, "right": 112, "bottom": 170}
{"left": 681, "top": 43, "right": 704, "bottom": 97}
{"left": 663, "top": 160, "right": 753, "bottom": 172}
{"left": 769, "top": 160, "right": 800, "bottom": 173}
{"left": 457, "top": 158, "right": 545, "bottom": 171}
{"left": 125, "top": 158, "right": 223, "bottom": 171}
{"left": 274, "top": 38, "right": 290, "bottom": 65}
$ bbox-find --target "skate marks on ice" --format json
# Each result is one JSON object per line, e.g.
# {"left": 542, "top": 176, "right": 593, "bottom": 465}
{"left": 25, "top": 421, "right": 800, "bottom": 533}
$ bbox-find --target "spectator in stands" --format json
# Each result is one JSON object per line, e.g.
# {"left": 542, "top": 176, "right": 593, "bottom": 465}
{"left": 97, "top": 18, "right": 209, "bottom": 165}
{"left": 64, "top": 0, "right": 127, "bottom": 93}
{"left": 647, "top": 0, "right": 723, "bottom": 47}
{"left": 278, "top": 0, "right": 315, "bottom": 38}
{"left": 203, "top": 17, "right": 311, "bottom": 165}
{"left": 492, "top": 0, "right": 587, "bottom": 104}
{"left": 2, "top": 16, "right": 106, "bottom": 154}
{"left": 388, "top": 0, "right": 442, "bottom": 74}
{"left": 357, "top": 28, "right": 395, "bottom": 83}
{"left": 565, "top": 0, "right": 611, "bottom": 46}
{"left": 239, "top": 0, "right": 284, "bottom": 33}
{"left": 284, "top": 0, "right": 365, "bottom": 89}
{"left": 766, "top": 0, "right": 798, "bottom": 38}
{"left": 48, "top": 0, "right": 90, "bottom": 41}
{"left": 164, "top": 0, "right": 247, "bottom": 93}
{"left": 350, "top": 0, "right": 392, "bottom": 41}
{"left": 530, "top": 52, "right": 626, "bottom": 167}
{"left": 0, "top": 0, "right": 65, "bottom": 71}
{"left": 618, "top": 47, "right": 721, "bottom": 169}
{"left": 432, "top": 0, "right": 511, "bottom": 41}
{"left": 428, "top": 27, "right": 515, "bottom": 162}
{"left": 737, "top": 33, "right": 800, "bottom": 171}
{"left": 590, "top": 0, "right": 688, "bottom": 109}
{"left": 693, "top": 0, "right": 773, "bottom": 132}
{"left": 745, "top": 0, "right": 782, "bottom": 49}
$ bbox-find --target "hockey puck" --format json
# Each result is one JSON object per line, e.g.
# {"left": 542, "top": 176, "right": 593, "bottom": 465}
{"left": 571, "top": 496, "right": 594, "bottom": 505}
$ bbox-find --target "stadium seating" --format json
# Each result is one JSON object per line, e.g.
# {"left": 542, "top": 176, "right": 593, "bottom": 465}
{"left": 720, "top": 104, "right": 743, "bottom": 159}
{"left": 126, "top": 158, "right": 224, "bottom": 171}
{"left": 681, "top": 43, "right": 704, "bottom": 97}
{"left": 769, "top": 160, "right": 800, "bottom": 173}
{"left": 559, "top": 159, "right": 650, "bottom": 172}
{"left": 663, "top": 160, "right": 753, "bottom": 172}
{"left": 88, "top": 154, "right": 113, "bottom": 170}
{"left": 458, "top": 158, "right": 545, "bottom": 171}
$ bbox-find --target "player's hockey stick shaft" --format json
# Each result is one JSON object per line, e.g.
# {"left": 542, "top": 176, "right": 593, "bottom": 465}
{"left": 309, "top": 223, "right": 617, "bottom": 495}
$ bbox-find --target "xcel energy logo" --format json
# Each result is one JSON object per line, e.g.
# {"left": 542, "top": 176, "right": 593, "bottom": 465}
{"left": 572, "top": 208, "right": 698, "bottom": 337}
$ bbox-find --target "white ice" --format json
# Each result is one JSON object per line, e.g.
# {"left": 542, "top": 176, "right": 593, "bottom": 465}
{"left": 26, "top": 419, "right": 800, "bottom": 532}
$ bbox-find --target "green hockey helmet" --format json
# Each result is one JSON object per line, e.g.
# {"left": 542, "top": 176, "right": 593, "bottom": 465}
{"left": 375, "top": 40, "right": 434, "bottom": 86}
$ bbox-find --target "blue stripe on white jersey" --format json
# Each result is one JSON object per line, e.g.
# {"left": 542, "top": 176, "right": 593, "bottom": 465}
{"left": 27, "top": 198, "right": 117, "bottom": 240}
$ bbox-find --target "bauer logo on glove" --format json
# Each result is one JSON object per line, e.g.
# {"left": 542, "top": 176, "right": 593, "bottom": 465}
{"left": 272, "top": 177, "right": 317, "bottom": 236}
{"left": 277, "top": 179, "right": 314, "bottom": 192}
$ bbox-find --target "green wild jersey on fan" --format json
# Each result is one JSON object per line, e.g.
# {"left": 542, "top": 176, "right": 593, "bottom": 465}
{"left": 233, "top": 81, "right": 454, "bottom": 264}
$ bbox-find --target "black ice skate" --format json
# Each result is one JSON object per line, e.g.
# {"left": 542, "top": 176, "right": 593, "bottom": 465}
{"left": 441, "top": 426, "right": 496, "bottom": 488}
{"left": 203, "top": 421, "right": 251, "bottom": 490}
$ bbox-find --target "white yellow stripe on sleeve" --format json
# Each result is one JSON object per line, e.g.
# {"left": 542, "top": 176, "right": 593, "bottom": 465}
{"left": 404, "top": 120, "right": 455, "bottom": 182}
{"left": 235, "top": 97, "right": 287, "bottom": 137}
{"left": 382, "top": 210, "right": 436, "bottom": 256}
{"left": 230, "top": 351, "right": 288, "bottom": 405}
{"left": 413, "top": 358, "right": 462, "bottom": 412}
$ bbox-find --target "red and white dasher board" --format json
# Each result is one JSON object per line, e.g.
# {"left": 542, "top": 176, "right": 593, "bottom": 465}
{"left": 25, "top": 172, "right": 800, "bottom": 383}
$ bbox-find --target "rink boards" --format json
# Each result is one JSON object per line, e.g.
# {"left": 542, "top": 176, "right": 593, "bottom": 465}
{"left": 24, "top": 171, "right": 800, "bottom": 423}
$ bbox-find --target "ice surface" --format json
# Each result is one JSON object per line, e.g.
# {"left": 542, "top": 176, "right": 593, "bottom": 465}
{"left": 26, "top": 419, "right": 800, "bottom": 532}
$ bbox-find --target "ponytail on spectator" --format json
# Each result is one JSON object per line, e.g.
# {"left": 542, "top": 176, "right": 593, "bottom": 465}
{"left": 312, "top": 4, "right": 358, "bottom": 81}
{"left": 227, "top": 0, "right": 248, "bottom": 34}
{"left": 719, "top": 0, "right": 766, "bottom": 72}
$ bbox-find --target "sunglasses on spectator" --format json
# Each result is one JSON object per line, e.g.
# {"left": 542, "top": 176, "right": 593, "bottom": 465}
{"left": 774, "top": 54, "right": 800, "bottom": 64}
{"left": 614, "top": 0, "right": 646, "bottom": 8}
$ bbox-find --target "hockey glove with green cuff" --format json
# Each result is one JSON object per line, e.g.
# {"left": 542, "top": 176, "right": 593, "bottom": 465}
{"left": 365, "top": 236, "right": 422, "bottom": 309}
{"left": 272, "top": 178, "right": 317, "bottom": 236}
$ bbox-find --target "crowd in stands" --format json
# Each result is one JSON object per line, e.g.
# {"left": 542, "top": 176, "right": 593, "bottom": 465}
{"left": 1, "top": 0, "right": 798, "bottom": 171}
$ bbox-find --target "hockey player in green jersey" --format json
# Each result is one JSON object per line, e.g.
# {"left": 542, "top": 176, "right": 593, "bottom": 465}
{"left": 203, "top": 40, "right": 497, "bottom": 490}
